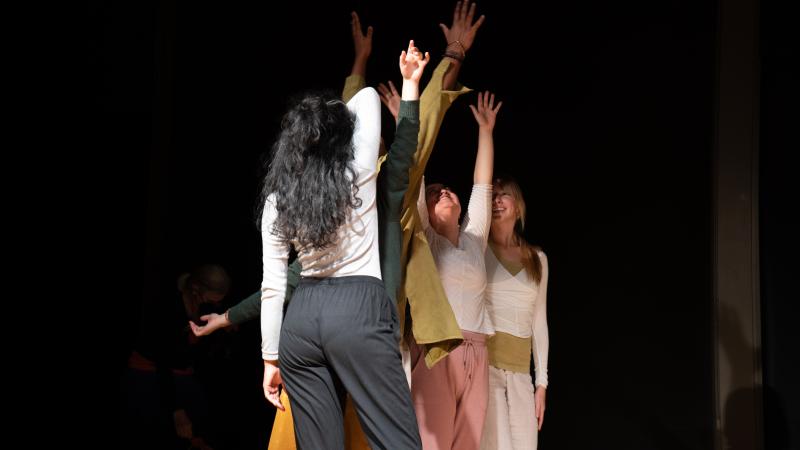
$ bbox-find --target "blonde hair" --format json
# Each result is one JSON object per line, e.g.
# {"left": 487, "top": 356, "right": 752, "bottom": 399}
{"left": 494, "top": 176, "right": 542, "bottom": 284}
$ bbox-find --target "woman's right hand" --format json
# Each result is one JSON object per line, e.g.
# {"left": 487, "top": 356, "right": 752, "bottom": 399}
{"left": 263, "top": 361, "right": 285, "bottom": 411}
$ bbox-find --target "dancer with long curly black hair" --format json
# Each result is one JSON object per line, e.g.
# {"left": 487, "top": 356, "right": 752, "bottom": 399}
{"left": 256, "top": 41, "right": 429, "bottom": 450}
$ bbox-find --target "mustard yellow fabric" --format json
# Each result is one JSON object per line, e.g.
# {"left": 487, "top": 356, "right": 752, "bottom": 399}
{"left": 487, "top": 331, "right": 534, "bottom": 374}
{"left": 399, "top": 58, "right": 472, "bottom": 368}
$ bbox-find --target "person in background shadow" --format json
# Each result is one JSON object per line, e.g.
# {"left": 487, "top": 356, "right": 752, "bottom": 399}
{"left": 121, "top": 264, "right": 230, "bottom": 450}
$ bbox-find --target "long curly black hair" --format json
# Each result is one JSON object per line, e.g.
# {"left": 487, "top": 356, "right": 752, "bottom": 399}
{"left": 256, "top": 92, "right": 362, "bottom": 250}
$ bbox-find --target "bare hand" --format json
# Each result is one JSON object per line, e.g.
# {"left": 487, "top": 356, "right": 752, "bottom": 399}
{"left": 534, "top": 386, "right": 546, "bottom": 431}
{"left": 469, "top": 91, "right": 502, "bottom": 131}
{"left": 350, "top": 11, "right": 372, "bottom": 61}
{"left": 377, "top": 80, "right": 401, "bottom": 121}
{"left": 263, "top": 361, "right": 285, "bottom": 411}
{"left": 439, "top": 1, "right": 486, "bottom": 55}
{"left": 399, "top": 40, "right": 430, "bottom": 82}
{"left": 189, "top": 313, "right": 231, "bottom": 337}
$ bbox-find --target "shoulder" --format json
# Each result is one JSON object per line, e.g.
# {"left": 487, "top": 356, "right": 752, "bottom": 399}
{"left": 260, "top": 194, "right": 279, "bottom": 229}
{"left": 536, "top": 249, "right": 548, "bottom": 268}
{"left": 346, "top": 87, "right": 379, "bottom": 108}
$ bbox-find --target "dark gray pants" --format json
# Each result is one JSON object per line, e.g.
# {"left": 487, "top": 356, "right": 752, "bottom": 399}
{"left": 279, "top": 276, "right": 421, "bottom": 450}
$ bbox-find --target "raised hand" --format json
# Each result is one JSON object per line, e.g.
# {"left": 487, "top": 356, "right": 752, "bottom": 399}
{"left": 399, "top": 39, "right": 430, "bottom": 83}
{"left": 349, "top": 11, "right": 373, "bottom": 78}
{"left": 377, "top": 81, "right": 401, "bottom": 121}
{"left": 439, "top": 1, "right": 486, "bottom": 57}
{"left": 350, "top": 11, "right": 372, "bottom": 61}
{"left": 469, "top": 91, "right": 502, "bottom": 131}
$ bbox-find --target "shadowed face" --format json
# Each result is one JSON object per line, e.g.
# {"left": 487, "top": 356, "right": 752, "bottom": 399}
{"left": 191, "top": 284, "right": 227, "bottom": 304}
{"left": 426, "top": 183, "right": 461, "bottom": 229}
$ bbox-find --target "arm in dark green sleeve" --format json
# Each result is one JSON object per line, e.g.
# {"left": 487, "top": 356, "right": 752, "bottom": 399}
{"left": 378, "top": 100, "right": 420, "bottom": 304}
{"left": 226, "top": 291, "right": 261, "bottom": 325}
{"left": 380, "top": 100, "right": 420, "bottom": 221}
{"left": 284, "top": 258, "right": 301, "bottom": 306}
{"left": 226, "top": 259, "right": 302, "bottom": 325}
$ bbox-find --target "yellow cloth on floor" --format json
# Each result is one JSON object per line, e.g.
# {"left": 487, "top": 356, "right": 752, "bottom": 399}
{"left": 267, "top": 390, "right": 370, "bottom": 450}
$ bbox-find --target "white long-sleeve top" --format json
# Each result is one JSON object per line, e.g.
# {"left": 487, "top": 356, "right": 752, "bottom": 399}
{"left": 484, "top": 247, "right": 549, "bottom": 387}
{"left": 418, "top": 180, "right": 495, "bottom": 335}
{"left": 259, "top": 88, "right": 382, "bottom": 360}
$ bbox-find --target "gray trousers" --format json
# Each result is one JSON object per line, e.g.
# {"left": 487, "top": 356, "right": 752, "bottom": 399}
{"left": 279, "top": 276, "right": 421, "bottom": 450}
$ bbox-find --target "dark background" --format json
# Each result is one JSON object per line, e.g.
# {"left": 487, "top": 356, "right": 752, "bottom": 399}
{"left": 94, "top": 0, "right": 796, "bottom": 448}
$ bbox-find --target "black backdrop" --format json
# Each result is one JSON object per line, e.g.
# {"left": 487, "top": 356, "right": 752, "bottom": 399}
{"left": 97, "top": 1, "right": 736, "bottom": 448}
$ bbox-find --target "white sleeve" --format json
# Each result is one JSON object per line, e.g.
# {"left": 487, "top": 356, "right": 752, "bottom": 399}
{"left": 260, "top": 195, "right": 289, "bottom": 361}
{"left": 346, "top": 87, "right": 382, "bottom": 174}
{"left": 531, "top": 250, "right": 549, "bottom": 388}
{"left": 462, "top": 184, "right": 493, "bottom": 248}
{"left": 417, "top": 177, "right": 431, "bottom": 231}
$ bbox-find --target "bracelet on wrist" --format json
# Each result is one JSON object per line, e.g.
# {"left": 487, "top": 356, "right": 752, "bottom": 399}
{"left": 443, "top": 51, "right": 464, "bottom": 62}
{"left": 447, "top": 39, "right": 467, "bottom": 57}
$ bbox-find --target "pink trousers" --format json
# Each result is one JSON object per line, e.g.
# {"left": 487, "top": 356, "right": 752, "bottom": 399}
{"left": 410, "top": 330, "right": 490, "bottom": 450}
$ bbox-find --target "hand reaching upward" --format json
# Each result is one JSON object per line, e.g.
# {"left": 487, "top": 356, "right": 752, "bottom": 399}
{"left": 439, "top": 1, "right": 486, "bottom": 57}
{"left": 469, "top": 90, "right": 502, "bottom": 132}
{"left": 399, "top": 40, "right": 430, "bottom": 83}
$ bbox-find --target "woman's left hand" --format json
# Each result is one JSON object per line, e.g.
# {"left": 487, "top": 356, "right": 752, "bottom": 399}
{"left": 469, "top": 90, "right": 502, "bottom": 132}
{"left": 534, "top": 385, "right": 546, "bottom": 430}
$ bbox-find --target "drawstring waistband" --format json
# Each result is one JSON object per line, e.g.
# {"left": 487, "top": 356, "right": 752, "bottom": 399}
{"left": 459, "top": 330, "right": 487, "bottom": 381}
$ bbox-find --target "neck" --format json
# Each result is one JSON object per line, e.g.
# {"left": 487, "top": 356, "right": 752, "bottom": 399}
{"left": 435, "top": 220, "right": 460, "bottom": 247}
{"left": 490, "top": 220, "right": 517, "bottom": 248}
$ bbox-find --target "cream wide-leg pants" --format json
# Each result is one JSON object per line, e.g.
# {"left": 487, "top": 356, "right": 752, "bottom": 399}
{"left": 479, "top": 365, "right": 538, "bottom": 450}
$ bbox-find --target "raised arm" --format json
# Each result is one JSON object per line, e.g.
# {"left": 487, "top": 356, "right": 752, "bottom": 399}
{"left": 350, "top": 11, "right": 372, "bottom": 78}
{"left": 343, "top": 11, "right": 371, "bottom": 102}
{"left": 382, "top": 40, "right": 429, "bottom": 208}
{"left": 377, "top": 41, "right": 428, "bottom": 303}
{"left": 469, "top": 91, "right": 501, "bottom": 184}
{"left": 461, "top": 91, "right": 501, "bottom": 243}
{"left": 417, "top": 177, "right": 431, "bottom": 231}
{"left": 439, "top": 0, "right": 485, "bottom": 90}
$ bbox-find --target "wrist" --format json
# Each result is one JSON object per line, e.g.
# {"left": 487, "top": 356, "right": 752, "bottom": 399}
{"left": 443, "top": 50, "right": 464, "bottom": 63}
{"left": 401, "top": 82, "right": 419, "bottom": 101}
{"left": 446, "top": 39, "right": 467, "bottom": 56}
{"left": 223, "top": 309, "right": 232, "bottom": 326}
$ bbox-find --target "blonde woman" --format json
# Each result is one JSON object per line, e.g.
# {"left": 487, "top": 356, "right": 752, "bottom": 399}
{"left": 480, "top": 176, "right": 549, "bottom": 450}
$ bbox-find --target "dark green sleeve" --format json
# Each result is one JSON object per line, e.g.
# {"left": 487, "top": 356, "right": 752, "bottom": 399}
{"left": 284, "top": 258, "right": 301, "bottom": 306}
{"left": 226, "top": 291, "right": 261, "bottom": 325}
{"left": 226, "top": 259, "right": 303, "bottom": 325}
{"left": 378, "top": 100, "right": 420, "bottom": 304}
{"left": 380, "top": 100, "right": 420, "bottom": 222}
